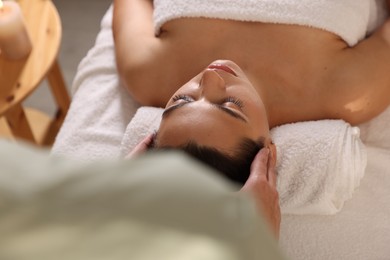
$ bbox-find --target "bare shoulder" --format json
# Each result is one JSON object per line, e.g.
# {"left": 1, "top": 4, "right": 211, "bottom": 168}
{"left": 321, "top": 20, "right": 390, "bottom": 125}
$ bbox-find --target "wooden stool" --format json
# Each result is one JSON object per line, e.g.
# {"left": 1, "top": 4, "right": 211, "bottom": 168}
{"left": 0, "top": 0, "right": 70, "bottom": 146}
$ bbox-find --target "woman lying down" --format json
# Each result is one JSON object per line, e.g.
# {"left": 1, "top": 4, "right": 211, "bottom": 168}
{"left": 113, "top": 0, "right": 390, "bottom": 236}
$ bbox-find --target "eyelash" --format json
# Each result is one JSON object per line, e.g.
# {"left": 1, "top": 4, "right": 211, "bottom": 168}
{"left": 225, "top": 96, "right": 244, "bottom": 109}
{"left": 172, "top": 95, "right": 193, "bottom": 102}
{"left": 172, "top": 95, "right": 244, "bottom": 109}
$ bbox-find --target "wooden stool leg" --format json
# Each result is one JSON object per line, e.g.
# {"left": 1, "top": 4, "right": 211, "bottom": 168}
{"left": 5, "top": 104, "right": 35, "bottom": 143}
{"left": 46, "top": 59, "right": 70, "bottom": 132}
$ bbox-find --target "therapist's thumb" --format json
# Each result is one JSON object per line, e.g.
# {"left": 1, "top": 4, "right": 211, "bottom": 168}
{"left": 241, "top": 148, "right": 269, "bottom": 191}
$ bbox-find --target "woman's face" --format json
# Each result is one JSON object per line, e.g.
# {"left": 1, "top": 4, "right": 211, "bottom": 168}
{"left": 156, "top": 60, "right": 270, "bottom": 155}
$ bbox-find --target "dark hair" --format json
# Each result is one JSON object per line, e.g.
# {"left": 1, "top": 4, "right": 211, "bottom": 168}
{"left": 151, "top": 137, "right": 264, "bottom": 185}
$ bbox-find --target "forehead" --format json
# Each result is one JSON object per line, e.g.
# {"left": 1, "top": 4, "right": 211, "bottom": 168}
{"left": 156, "top": 102, "right": 255, "bottom": 153}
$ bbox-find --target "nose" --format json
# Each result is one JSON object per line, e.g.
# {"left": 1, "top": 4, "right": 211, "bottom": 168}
{"left": 199, "top": 69, "right": 226, "bottom": 101}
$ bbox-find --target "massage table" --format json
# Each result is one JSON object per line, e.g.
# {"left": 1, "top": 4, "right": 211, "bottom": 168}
{"left": 52, "top": 5, "right": 390, "bottom": 260}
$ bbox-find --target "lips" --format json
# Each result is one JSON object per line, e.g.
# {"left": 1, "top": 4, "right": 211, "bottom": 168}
{"left": 207, "top": 63, "right": 237, "bottom": 76}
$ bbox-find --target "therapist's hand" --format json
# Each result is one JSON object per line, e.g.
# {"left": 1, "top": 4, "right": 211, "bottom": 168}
{"left": 241, "top": 148, "right": 281, "bottom": 239}
{"left": 126, "top": 134, "right": 154, "bottom": 159}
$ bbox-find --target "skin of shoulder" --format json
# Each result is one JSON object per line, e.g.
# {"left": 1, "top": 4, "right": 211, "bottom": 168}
{"left": 320, "top": 19, "right": 390, "bottom": 125}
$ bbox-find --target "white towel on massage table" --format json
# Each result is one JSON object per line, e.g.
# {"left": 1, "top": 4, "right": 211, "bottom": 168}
{"left": 51, "top": 6, "right": 139, "bottom": 160}
{"left": 120, "top": 107, "right": 367, "bottom": 215}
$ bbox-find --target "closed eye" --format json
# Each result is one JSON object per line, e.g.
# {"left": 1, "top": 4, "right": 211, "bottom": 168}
{"left": 173, "top": 95, "right": 244, "bottom": 109}
{"left": 223, "top": 96, "right": 244, "bottom": 110}
{"left": 164, "top": 95, "right": 247, "bottom": 122}
{"left": 172, "top": 95, "right": 193, "bottom": 103}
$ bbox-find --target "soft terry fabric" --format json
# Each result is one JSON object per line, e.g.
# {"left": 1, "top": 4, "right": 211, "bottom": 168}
{"left": 280, "top": 147, "right": 390, "bottom": 260}
{"left": 154, "top": 0, "right": 387, "bottom": 46}
{"left": 120, "top": 107, "right": 367, "bottom": 215}
{"left": 51, "top": 6, "right": 138, "bottom": 160}
{"left": 271, "top": 120, "right": 366, "bottom": 215}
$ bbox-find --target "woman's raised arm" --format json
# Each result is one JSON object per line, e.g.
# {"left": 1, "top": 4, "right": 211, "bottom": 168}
{"left": 113, "top": 0, "right": 157, "bottom": 68}
{"left": 113, "top": 0, "right": 166, "bottom": 105}
{"left": 322, "top": 18, "right": 390, "bottom": 125}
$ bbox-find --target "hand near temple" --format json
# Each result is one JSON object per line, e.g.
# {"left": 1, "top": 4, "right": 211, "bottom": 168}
{"left": 128, "top": 135, "right": 282, "bottom": 238}
{"left": 241, "top": 148, "right": 281, "bottom": 239}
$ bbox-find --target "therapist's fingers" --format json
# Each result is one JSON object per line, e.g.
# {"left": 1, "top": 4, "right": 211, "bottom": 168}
{"left": 126, "top": 134, "right": 154, "bottom": 159}
{"left": 268, "top": 149, "right": 277, "bottom": 187}
{"left": 240, "top": 148, "right": 281, "bottom": 239}
{"left": 241, "top": 148, "right": 269, "bottom": 192}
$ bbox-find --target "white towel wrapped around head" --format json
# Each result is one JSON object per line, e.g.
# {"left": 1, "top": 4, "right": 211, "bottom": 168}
{"left": 120, "top": 107, "right": 367, "bottom": 215}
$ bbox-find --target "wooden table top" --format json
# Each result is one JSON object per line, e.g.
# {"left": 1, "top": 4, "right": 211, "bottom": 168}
{"left": 0, "top": 0, "right": 61, "bottom": 115}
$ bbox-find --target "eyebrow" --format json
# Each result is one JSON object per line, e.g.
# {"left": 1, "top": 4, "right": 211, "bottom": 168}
{"left": 162, "top": 102, "right": 247, "bottom": 122}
